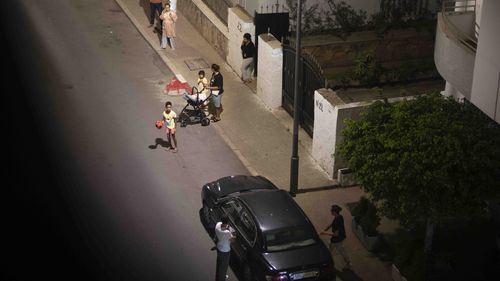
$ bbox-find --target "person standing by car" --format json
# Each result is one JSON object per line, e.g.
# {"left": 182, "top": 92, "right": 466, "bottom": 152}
{"left": 240, "top": 33, "right": 255, "bottom": 84}
{"left": 320, "top": 204, "right": 352, "bottom": 268}
{"left": 215, "top": 215, "right": 235, "bottom": 281}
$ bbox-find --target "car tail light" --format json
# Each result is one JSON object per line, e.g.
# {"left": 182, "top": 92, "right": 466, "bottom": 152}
{"left": 265, "top": 274, "right": 289, "bottom": 281}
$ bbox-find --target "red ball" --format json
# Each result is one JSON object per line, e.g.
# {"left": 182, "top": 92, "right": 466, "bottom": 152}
{"left": 155, "top": 120, "right": 163, "bottom": 129}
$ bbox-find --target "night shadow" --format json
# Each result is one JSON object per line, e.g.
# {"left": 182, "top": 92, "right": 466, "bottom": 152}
{"left": 148, "top": 138, "right": 170, "bottom": 149}
{"left": 335, "top": 267, "right": 363, "bottom": 281}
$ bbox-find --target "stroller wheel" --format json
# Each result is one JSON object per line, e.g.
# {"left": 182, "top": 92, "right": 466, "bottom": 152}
{"left": 180, "top": 119, "right": 188, "bottom": 127}
{"left": 201, "top": 117, "right": 210, "bottom": 126}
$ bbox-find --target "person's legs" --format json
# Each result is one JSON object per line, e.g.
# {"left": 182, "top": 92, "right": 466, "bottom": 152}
{"left": 241, "top": 58, "right": 253, "bottom": 82}
{"left": 211, "top": 95, "right": 222, "bottom": 121}
{"left": 149, "top": 3, "right": 155, "bottom": 25}
{"left": 168, "top": 37, "right": 175, "bottom": 50}
{"left": 215, "top": 251, "right": 230, "bottom": 281}
{"left": 171, "top": 133, "right": 177, "bottom": 152}
{"left": 161, "top": 34, "right": 168, "bottom": 49}
{"left": 332, "top": 241, "right": 351, "bottom": 266}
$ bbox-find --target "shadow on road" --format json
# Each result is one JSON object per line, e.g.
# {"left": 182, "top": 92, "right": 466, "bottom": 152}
{"left": 148, "top": 138, "right": 170, "bottom": 149}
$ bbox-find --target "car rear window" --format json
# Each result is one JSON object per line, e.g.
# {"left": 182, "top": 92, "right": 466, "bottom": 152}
{"left": 264, "top": 226, "right": 316, "bottom": 251}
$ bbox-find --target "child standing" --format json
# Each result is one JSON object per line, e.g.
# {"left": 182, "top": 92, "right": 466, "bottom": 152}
{"left": 161, "top": 101, "right": 178, "bottom": 152}
{"left": 198, "top": 70, "right": 211, "bottom": 116}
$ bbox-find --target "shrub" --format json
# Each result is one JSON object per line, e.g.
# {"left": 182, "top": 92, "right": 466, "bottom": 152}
{"left": 352, "top": 196, "right": 381, "bottom": 236}
{"left": 352, "top": 50, "right": 383, "bottom": 86}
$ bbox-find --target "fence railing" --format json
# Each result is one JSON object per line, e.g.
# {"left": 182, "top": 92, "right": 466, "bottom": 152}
{"left": 441, "top": 0, "right": 479, "bottom": 53}
{"left": 201, "top": 0, "right": 236, "bottom": 25}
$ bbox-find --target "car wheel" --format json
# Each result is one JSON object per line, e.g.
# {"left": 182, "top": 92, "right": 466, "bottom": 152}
{"left": 243, "top": 265, "right": 253, "bottom": 281}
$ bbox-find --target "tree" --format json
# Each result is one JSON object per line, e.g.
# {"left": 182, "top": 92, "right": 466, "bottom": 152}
{"left": 337, "top": 93, "right": 500, "bottom": 258}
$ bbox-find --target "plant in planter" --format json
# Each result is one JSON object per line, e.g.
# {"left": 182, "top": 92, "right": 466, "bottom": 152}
{"left": 351, "top": 196, "right": 381, "bottom": 251}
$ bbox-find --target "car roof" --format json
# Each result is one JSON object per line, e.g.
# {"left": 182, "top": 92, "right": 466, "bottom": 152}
{"left": 212, "top": 175, "right": 277, "bottom": 198}
{"left": 238, "top": 189, "right": 312, "bottom": 233}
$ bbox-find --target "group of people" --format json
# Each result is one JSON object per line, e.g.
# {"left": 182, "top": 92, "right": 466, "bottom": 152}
{"left": 157, "top": 63, "right": 224, "bottom": 152}
{"left": 149, "top": 2, "right": 350, "bottom": 279}
{"left": 148, "top": 0, "right": 177, "bottom": 50}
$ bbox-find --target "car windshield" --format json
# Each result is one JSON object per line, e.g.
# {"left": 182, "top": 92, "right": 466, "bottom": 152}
{"left": 264, "top": 226, "right": 316, "bottom": 252}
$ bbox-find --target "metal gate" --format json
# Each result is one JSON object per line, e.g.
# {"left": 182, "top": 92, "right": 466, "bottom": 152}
{"left": 254, "top": 12, "right": 289, "bottom": 75}
{"left": 282, "top": 45, "right": 325, "bottom": 137}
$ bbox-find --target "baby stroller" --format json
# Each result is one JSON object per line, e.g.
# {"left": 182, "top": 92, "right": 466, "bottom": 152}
{"left": 178, "top": 86, "right": 212, "bottom": 127}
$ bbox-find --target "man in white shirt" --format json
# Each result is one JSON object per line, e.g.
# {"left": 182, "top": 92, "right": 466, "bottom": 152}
{"left": 215, "top": 215, "right": 235, "bottom": 281}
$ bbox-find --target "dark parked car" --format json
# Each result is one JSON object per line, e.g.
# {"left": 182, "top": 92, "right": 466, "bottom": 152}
{"left": 199, "top": 175, "right": 335, "bottom": 281}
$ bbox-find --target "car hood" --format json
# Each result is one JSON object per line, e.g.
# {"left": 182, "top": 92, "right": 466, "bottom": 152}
{"left": 262, "top": 242, "right": 332, "bottom": 271}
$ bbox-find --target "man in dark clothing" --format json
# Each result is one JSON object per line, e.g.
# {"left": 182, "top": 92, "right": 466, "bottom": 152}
{"left": 206, "top": 64, "right": 224, "bottom": 122}
{"left": 240, "top": 33, "right": 255, "bottom": 84}
{"left": 148, "top": 0, "right": 163, "bottom": 28}
{"left": 320, "top": 204, "right": 352, "bottom": 268}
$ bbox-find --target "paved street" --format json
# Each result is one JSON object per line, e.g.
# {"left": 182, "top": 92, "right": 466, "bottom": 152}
{"left": 4, "top": 0, "right": 249, "bottom": 280}
{"left": 3, "top": 0, "right": 395, "bottom": 281}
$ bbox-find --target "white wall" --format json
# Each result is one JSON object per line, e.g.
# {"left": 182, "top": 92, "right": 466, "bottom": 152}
{"left": 227, "top": 7, "right": 255, "bottom": 78}
{"left": 312, "top": 90, "right": 416, "bottom": 179}
{"left": 470, "top": 0, "right": 500, "bottom": 123}
{"left": 256, "top": 34, "right": 283, "bottom": 109}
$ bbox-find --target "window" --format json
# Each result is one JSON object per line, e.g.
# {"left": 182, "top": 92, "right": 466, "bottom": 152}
{"left": 264, "top": 226, "right": 316, "bottom": 252}
{"left": 221, "top": 200, "right": 257, "bottom": 245}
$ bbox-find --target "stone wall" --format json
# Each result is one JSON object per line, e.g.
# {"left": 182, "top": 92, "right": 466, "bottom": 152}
{"left": 178, "top": 0, "right": 229, "bottom": 59}
{"left": 302, "top": 29, "right": 436, "bottom": 69}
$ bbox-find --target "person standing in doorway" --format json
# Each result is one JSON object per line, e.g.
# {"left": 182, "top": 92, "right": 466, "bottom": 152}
{"left": 206, "top": 64, "right": 224, "bottom": 122}
{"left": 161, "top": 101, "right": 178, "bottom": 152}
{"left": 320, "top": 204, "right": 352, "bottom": 268}
{"left": 148, "top": 0, "right": 163, "bottom": 28}
{"left": 215, "top": 215, "right": 235, "bottom": 281}
{"left": 159, "top": 3, "right": 177, "bottom": 50}
{"left": 240, "top": 33, "right": 255, "bottom": 84}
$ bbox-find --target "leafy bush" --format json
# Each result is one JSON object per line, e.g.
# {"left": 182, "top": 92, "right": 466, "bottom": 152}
{"left": 352, "top": 196, "right": 381, "bottom": 236}
{"left": 352, "top": 50, "right": 383, "bottom": 86}
{"left": 324, "top": 0, "right": 367, "bottom": 38}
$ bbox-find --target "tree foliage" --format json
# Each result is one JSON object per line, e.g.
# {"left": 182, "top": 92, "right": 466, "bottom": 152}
{"left": 337, "top": 93, "right": 500, "bottom": 227}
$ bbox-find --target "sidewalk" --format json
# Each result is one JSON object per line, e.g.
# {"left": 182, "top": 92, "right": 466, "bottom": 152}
{"left": 114, "top": 0, "right": 393, "bottom": 280}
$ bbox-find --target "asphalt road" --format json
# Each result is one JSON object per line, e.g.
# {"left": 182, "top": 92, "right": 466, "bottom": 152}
{"left": 3, "top": 1, "right": 249, "bottom": 280}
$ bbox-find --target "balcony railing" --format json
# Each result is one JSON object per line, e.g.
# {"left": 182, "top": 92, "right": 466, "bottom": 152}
{"left": 441, "top": 0, "right": 479, "bottom": 53}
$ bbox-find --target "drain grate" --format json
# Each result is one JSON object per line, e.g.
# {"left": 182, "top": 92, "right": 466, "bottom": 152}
{"left": 184, "top": 58, "right": 210, "bottom": 71}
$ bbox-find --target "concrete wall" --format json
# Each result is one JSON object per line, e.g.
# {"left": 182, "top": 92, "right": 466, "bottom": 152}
{"left": 312, "top": 89, "right": 415, "bottom": 179}
{"left": 227, "top": 6, "right": 254, "bottom": 77}
{"left": 470, "top": 0, "right": 500, "bottom": 123}
{"left": 178, "top": 0, "right": 229, "bottom": 59}
{"left": 312, "top": 89, "right": 368, "bottom": 179}
{"left": 434, "top": 13, "right": 475, "bottom": 99}
{"left": 256, "top": 34, "right": 283, "bottom": 109}
{"left": 304, "top": 29, "right": 435, "bottom": 69}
